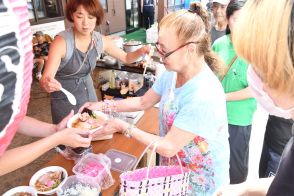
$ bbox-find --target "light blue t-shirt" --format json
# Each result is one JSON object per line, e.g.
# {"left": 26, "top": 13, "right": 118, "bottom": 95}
{"left": 152, "top": 65, "right": 230, "bottom": 195}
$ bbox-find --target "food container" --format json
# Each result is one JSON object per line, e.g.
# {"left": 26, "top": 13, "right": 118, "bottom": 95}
{"left": 72, "top": 153, "right": 114, "bottom": 190}
{"left": 67, "top": 110, "right": 112, "bottom": 141}
{"left": 123, "top": 40, "right": 142, "bottom": 53}
{"left": 105, "top": 149, "right": 137, "bottom": 173}
{"left": 29, "top": 166, "right": 68, "bottom": 195}
{"left": 57, "top": 175, "right": 101, "bottom": 196}
{"left": 3, "top": 186, "right": 37, "bottom": 196}
{"left": 59, "top": 145, "right": 93, "bottom": 162}
{"left": 102, "top": 55, "right": 117, "bottom": 66}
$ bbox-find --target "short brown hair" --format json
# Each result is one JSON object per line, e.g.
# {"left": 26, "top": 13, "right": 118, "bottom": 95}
{"left": 66, "top": 0, "right": 104, "bottom": 26}
{"left": 233, "top": 0, "right": 294, "bottom": 96}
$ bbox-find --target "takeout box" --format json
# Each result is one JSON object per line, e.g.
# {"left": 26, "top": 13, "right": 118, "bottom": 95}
{"left": 72, "top": 153, "right": 114, "bottom": 190}
{"left": 57, "top": 175, "right": 101, "bottom": 196}
{"left": 67, "top": 111, "right": 113, "bottom": 141}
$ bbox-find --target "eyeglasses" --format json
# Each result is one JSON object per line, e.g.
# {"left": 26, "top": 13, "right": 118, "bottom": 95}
{"left": 155, "top": 41, "right": 199, "bottom": 60}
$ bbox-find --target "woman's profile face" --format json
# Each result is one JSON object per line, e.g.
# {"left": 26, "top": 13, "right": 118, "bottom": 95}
{"left": 157, "top": 29, "right": 187, "bottom": 71}
{"left": 72, "top": 5, "right": 97, "bottom": 36}
{"left": 228, "top": 10, "right": 241, "bottom": 34}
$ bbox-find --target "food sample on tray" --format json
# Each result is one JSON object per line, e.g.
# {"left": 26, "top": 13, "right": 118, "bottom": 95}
{"left": 34, "top": 170, "right": 63, "bottom": 192}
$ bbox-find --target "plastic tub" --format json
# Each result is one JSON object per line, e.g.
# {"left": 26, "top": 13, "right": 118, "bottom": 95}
{"left": 56, "top": 175, "right": 100, "bottom": 196}
{"left": 72, "top": 153, "right": 114, "bottom": 189}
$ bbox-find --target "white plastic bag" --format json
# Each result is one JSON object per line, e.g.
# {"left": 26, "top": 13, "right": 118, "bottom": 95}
{"left": 146, "top": 23, "right": 158, "bottom": 44}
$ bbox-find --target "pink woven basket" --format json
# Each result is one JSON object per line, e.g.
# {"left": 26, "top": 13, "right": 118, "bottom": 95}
{"left": 120, "top": 140, "right": 190, "bottom": 196}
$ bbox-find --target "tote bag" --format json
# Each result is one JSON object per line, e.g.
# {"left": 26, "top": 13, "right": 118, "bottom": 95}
{"left": 120, "top": 140, "right": 191, "bottom": 196}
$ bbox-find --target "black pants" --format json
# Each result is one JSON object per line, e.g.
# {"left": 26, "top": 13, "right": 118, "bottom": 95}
{"left": 143, "top": 6, "right": 154, "bottom": 29}
{"left": 259, "top": 143, "right": 281, "bottom": 178}
{"left": 228, "top": 124, "right": 252, "bottom": 184}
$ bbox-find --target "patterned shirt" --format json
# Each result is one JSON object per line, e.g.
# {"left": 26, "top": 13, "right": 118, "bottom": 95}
{"left": 152, "top": 66, "right": 230, "bottom": 195}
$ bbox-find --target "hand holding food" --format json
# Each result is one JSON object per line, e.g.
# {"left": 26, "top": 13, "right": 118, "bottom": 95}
{"left": 55, "top": 128, "right": 92, "bottom": 148}
{"left": 56, "top": 110, "right": 74, "bottom": 131}
{"left": 94, "top": 118, "right": 129, "bottom": 138}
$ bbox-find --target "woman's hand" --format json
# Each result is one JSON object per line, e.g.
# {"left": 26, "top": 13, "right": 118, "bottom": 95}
{"left": 54, "top": 128, "right": 92, "bottom": 148}
{"left": 78, "top": 101, "right": 104, "bottom": 113}
{"left": 56, "top": 110, "right": 74, "bottom": 131}
{"left": 138, "top": 44, "right": 153, "bottom": 57}
{"left": 92, "top": 118, "right": 129, "bottom": 138}
{"left": 39, "top": 76, "right": 62, "bottom": 93}
{"left": 213, "top": 183, "right": 248, "bottom": 196}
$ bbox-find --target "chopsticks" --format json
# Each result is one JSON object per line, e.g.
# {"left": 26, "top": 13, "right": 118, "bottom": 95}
{"left": 143, "top": 45, "right": 154, "bottom": 76}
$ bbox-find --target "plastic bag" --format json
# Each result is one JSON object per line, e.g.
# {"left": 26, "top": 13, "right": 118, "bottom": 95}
{"left": 146, "top": 23, "right": 158, "bottom": 44}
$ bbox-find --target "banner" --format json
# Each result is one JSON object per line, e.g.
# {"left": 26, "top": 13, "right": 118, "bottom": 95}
{"left": 0, "top": 0, "right": 33, "bottom": 155}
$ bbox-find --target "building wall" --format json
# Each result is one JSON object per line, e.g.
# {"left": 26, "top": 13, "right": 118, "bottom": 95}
{"left": 63, "top": 0, "right": 126, "bottom": 35}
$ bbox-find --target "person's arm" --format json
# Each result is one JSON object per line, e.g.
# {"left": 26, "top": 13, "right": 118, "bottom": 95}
{"left": 18, "top": 110, "right": 73, "bottom": 137}
{"left": 0, "top": 114, "right": 92, "bottom": 176}
{"left": 226, "top": 87, "right": 253, "bottom": 101}
{"left": 0, "top": 128, "right": 92, "bottom": 176}
{"left": 102, "top": 36, "right": 149, "bottom": 64}
{"left": 213, "top": 177, "right": 273, "bottom": 196}
{"left": 0, "top": 134, "right": 62, "bottom": 175}
{"left": 81, "top": 88, "right": 161, "bottom": 113}
{"left": 96, "top": 118, "right": 195, "bottom": 158}
{"left": 141, "top": 0, "right": 143, "bottom": 13}
{"left": 39, "top": 36, "right": 66, "bottom": 93}
{"left": 131, "top": 124, "right": 196, "bottom": 157}
{"left": 18, "top": 116, "right": 57, "bottom": 137}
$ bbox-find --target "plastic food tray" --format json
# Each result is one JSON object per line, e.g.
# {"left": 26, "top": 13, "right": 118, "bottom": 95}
{"left": 105, "top": 149, "right": 138, "bottom": 173}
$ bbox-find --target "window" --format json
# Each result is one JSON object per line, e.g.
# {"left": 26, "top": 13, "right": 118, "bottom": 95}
{"left": 167, "top": 0, "right": 184, "bottom": 12}
{"left": 27, "top": 0, "right": 64, "bottom": 24}
{"left": 100, "top": 0, "right": 108, "bottom": 11}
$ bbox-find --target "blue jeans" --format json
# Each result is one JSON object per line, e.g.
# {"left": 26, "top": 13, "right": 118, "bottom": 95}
{"left": 259, "top": 143, "right": 281, "bottom": 177}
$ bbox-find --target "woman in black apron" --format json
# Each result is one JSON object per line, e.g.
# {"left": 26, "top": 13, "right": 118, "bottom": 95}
{"left": 40, "top": 0, "right": 149, "bottom": 124}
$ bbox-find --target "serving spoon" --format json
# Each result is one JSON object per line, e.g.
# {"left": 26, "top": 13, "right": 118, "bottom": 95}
{"left": 60, "top": 87, "right": 77, "bottom": 105}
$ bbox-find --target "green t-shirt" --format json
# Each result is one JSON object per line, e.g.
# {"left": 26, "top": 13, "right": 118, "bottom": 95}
{"left": 212, "top": 35, "right": 256, "bottom": 126}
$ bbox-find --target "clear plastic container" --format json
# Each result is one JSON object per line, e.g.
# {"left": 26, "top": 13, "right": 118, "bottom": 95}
{"left": 57, "top": 175, "right": 101, "bottom": 196}
{"left": 56, "top": 145, "right": 93, "bottom": 162}
{"left": 72, "top": 153, "right": 114, "bottom": 190}
{"left": 105, "top": 149, "right": 138, "bottom": 173}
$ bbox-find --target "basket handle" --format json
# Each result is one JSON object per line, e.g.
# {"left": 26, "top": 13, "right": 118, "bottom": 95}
{"left": 132, "top": 139, "right": 184, "bottom": 179}
{"left": 146, "top": 141, "right": 184, "bottom": 179}
{"left": 132, "top": 139, "right": 161, "bottom": 170}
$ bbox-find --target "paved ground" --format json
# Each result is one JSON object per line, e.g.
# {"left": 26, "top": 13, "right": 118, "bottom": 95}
{"left": 0, "top": 78, "right": 269, "bottom": 194}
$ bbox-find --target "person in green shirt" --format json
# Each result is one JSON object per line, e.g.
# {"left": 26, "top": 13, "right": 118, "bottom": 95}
{"left": 212, "top": 0, "right": 257, "bottom": 184}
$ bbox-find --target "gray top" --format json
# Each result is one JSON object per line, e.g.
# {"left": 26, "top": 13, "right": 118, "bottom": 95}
{"left": 50, "top": 28, "right": 103, "bottom": 123}
{"left": 211, "top": 26, "right": 226, "bottom": 44}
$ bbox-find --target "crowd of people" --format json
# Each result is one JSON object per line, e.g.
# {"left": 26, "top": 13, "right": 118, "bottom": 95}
{"left": 0, "top": 0, "right": 294, "bottom": 195}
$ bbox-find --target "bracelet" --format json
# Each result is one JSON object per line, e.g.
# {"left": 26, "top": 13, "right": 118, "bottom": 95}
{"left": 123, "top": 124, "right": 135, "bottom": 138}
{"left": 102, "top": 100, "right": 117, "bottom": 114}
